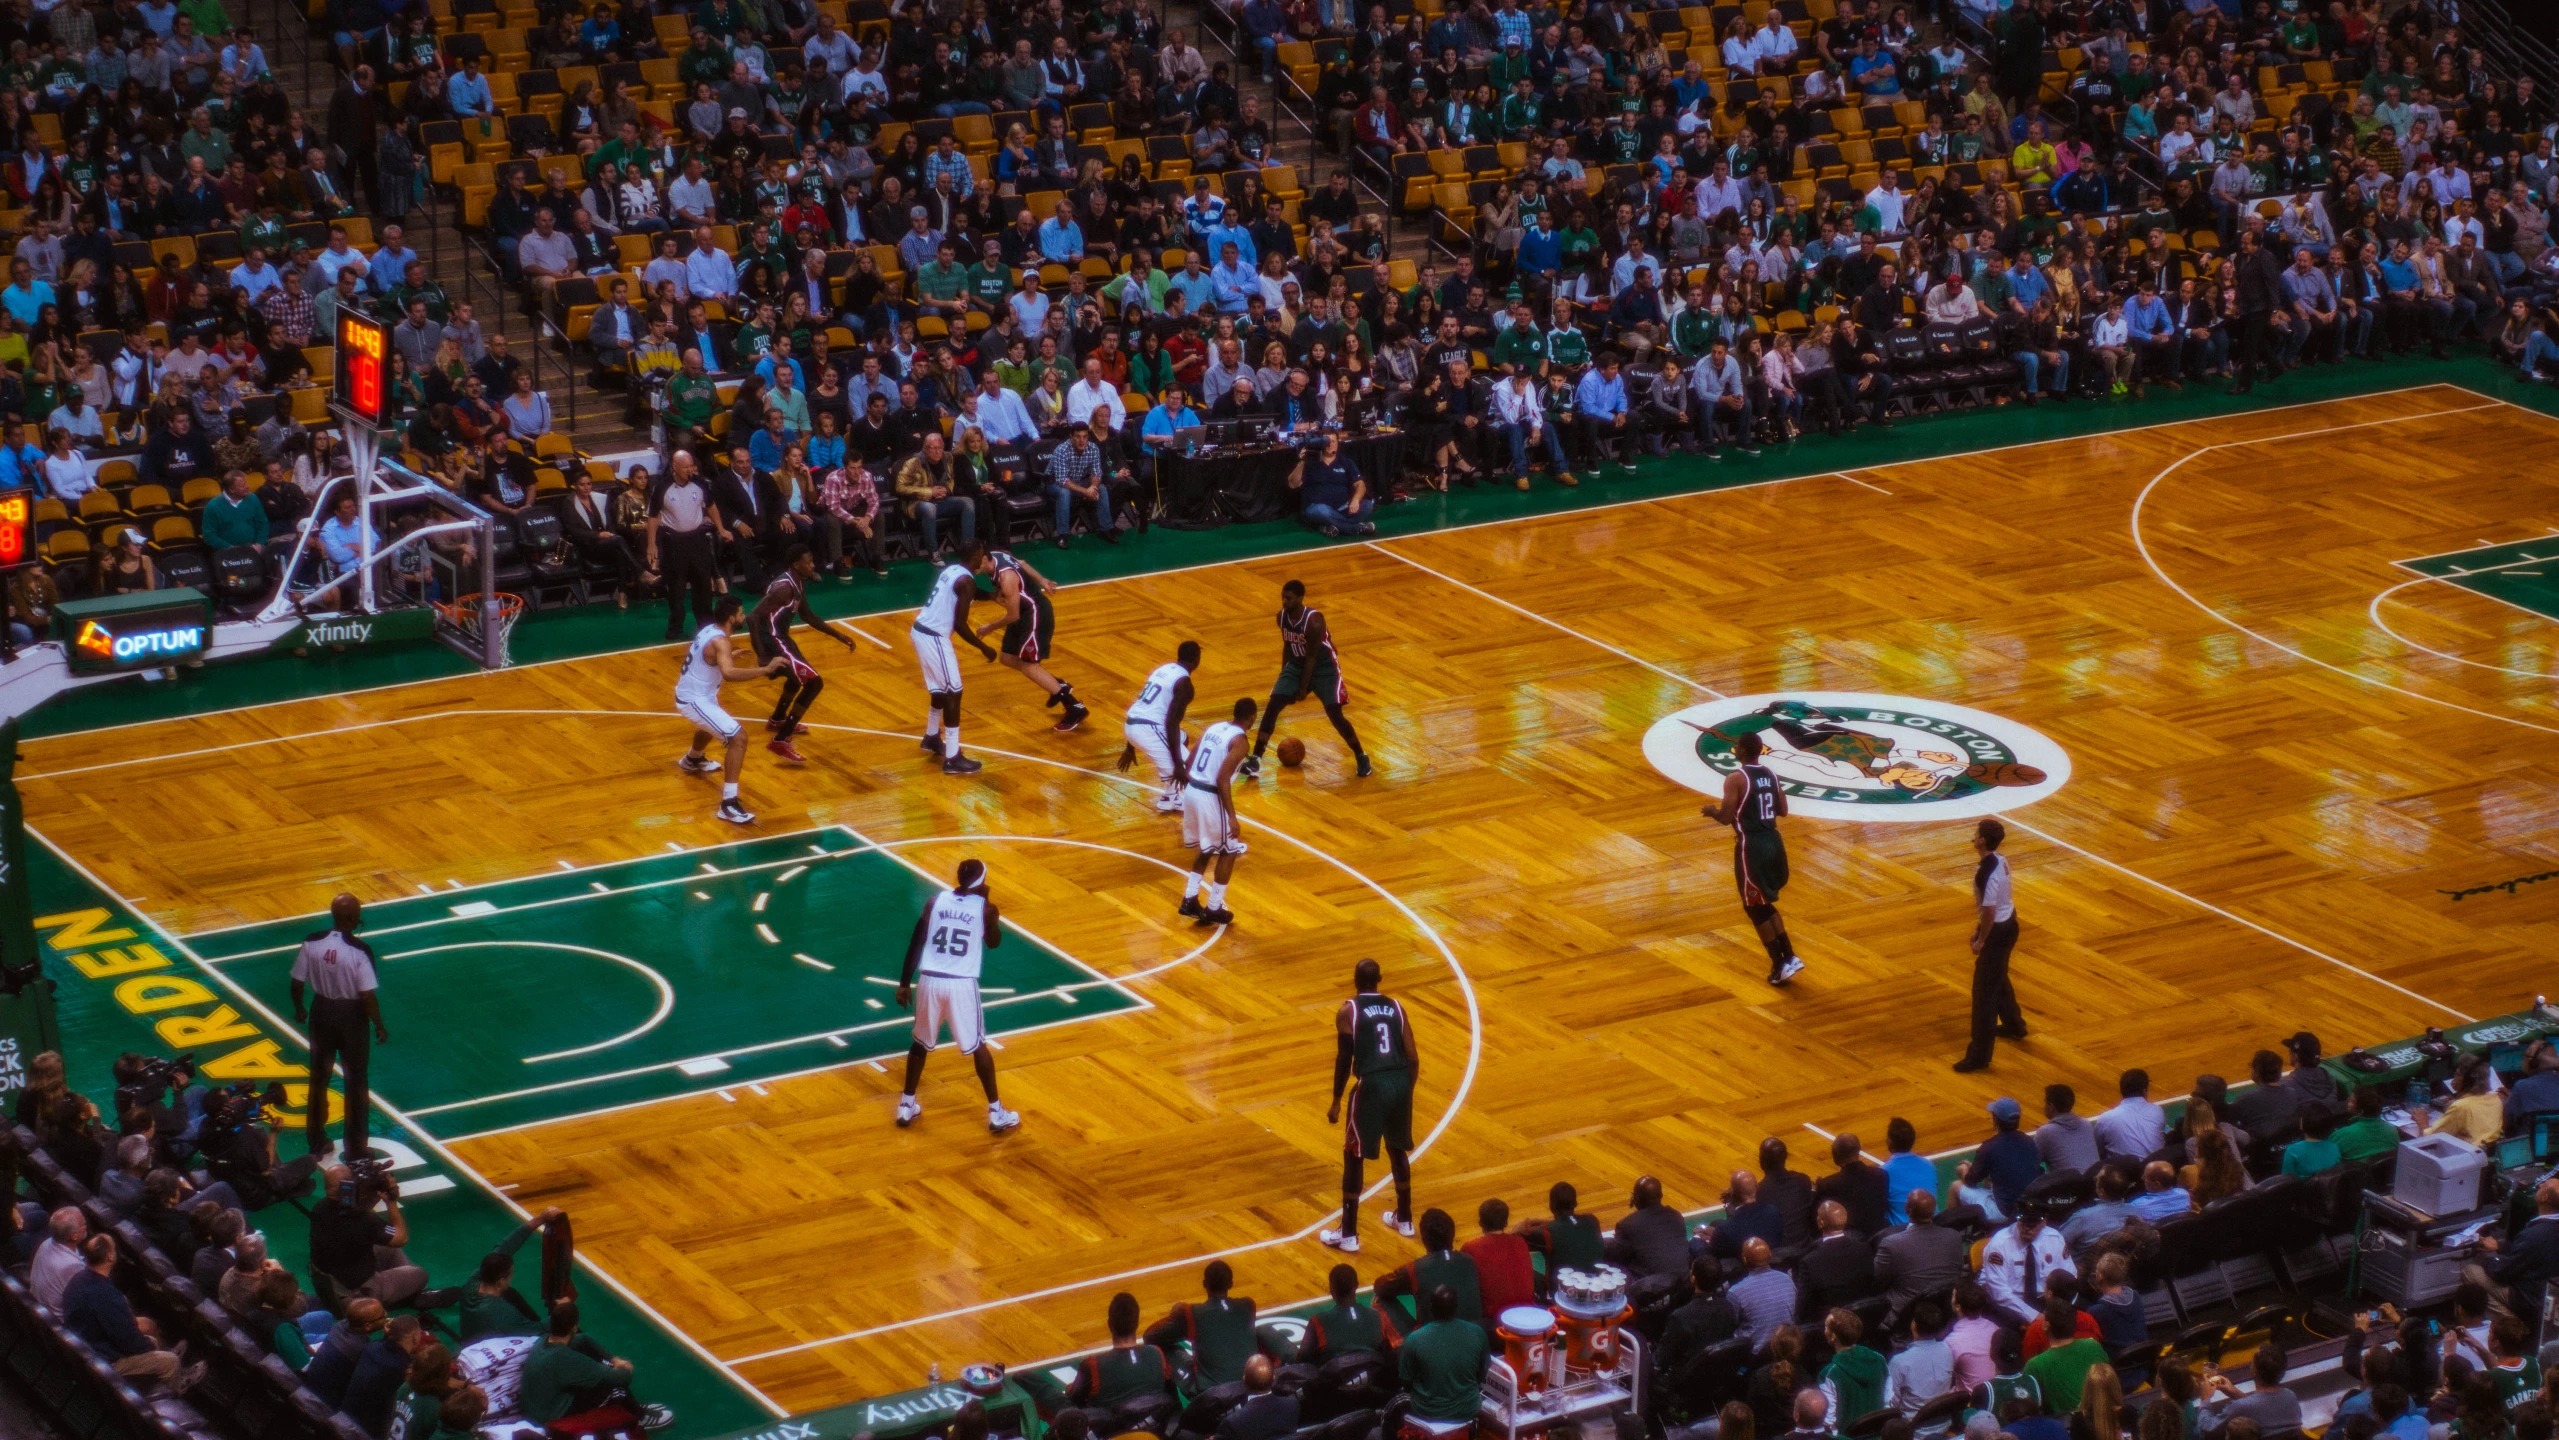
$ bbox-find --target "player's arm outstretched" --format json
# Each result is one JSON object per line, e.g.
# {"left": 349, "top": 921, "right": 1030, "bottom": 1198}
{"left": 1327, "top": 996, "right": 1356, "bottom": 1124}
{"left": 794, "top": 595, "right": 864, "bottom": 652}
{"left": 712, "top": 633, "right": 786, "bottom": 680}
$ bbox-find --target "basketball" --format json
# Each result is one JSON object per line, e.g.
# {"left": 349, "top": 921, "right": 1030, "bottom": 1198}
{"left": 1966, "top": 762, "right": 2047, "bottom": 787}
{"left": 1277, "top": 738, "right": 1307, "bottom": 767}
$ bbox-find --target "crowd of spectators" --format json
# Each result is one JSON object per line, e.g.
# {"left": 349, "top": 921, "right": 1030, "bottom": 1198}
{"left": 0, "top": 1047, "right": 675, "bottom": 1436}
{"left": 1022, "top": 1029, "right": 2559, "bottom": 1440}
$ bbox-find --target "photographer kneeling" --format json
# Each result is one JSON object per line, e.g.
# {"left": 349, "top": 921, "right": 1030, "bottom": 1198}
{"left": 310, "top": 1162, "right": 459, "bottom": 1311}
{"left": 195, "top": 1084, "right": 323, "bottom": 1213}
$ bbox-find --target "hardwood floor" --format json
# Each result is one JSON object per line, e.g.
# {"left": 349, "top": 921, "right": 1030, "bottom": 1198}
{"left": 25, "top": 383, "right": 2559, "bottom": 1413}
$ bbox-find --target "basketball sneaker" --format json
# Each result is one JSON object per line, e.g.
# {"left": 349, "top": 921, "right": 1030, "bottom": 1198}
{"left": 1197, "top": 907, "right": 1234, "bottom": 927}
{"left": 767, "top": 737, "right": 806, "bottom": 763}
{"left": 943, "top": 754, "right": 984, "bottom": 775}
{"left": 716, "top": 800, "right": 755, "bottom": 826}
{"left": 988, "top": 1103, "right": 1022, "bottom": 1134}
{"left": 677, "top": 753, "right": 720, "bottom": 775}
{"left": 1769, "top": 956, "right": 1805, "bottom": 986}
{"left": 1055, "top": 702, "right": 1088, "bottom": 733}
{"left": 638, "top": 1405, "right": 677, "bottom": 1432}
{"left": 1319, "top": 1228, "right": 1361, "bottom": 1254}
{"left": 1239, "top": 755, "right": 1262, "bottom": 778}
{"left": 920, "top": 733, "right": 944, "bottom": 753}
{"left": 1154, "top": 791, "right": 1183, "bottom": 813}
{"left": 1179, "top": 896, "right": 1204, "bottom": 918}
{"left": 895, "top": 1094, "right": 922, "bottom": 1127}
{"left": 1382, "top": 1211, "right": 1417, "bottom": 1238}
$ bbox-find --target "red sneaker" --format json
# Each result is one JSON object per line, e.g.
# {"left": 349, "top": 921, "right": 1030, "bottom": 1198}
{"left": 767, "top": 737, "right": 806, "bottom": 763}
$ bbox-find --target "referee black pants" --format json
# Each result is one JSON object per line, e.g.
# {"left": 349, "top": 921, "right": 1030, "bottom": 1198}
{"left": 1960, "top": 919, "right": 2024, "bottom": 1067}
{"left": 307, "top": 997, "right": 372, "bottom": 1159}
{"left": 660, "top": 528, "right": 716, "bottom": 640}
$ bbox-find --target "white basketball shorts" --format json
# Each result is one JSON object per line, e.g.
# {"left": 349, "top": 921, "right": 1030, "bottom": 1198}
{"left": 912, "top": 628, "right": 964, "bottom": 694}
{"left": 1181, "top": 787, "right": 1247, "bottom": 856}
{"left": 678, "top": 693, "right": 740, "bottom": 741}
{"left": 912, "top": 973, "right": 984, "bottom": 1053}
{"left": 1125, "top": 720, "right": 1182, "bottom": 786}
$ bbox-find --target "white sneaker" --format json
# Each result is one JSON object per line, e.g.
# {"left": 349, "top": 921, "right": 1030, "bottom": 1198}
{"left": 716, "top": 800, "right": 755, "bottom": 826}
{"left": 988, "top": 1103, "right": 1022, "bottom": 1133}
{"left": 1382, "top": 1210, "right": 1417, "bottom": 1238}
{"left": 677, "top": 753, "right": 720, "bottom": 775}
{"left": 1153, "top": 792, "right": 1183, "bottom": 813}
{"left": 1320, "top": 1227, "right": 1361, "bottom": 1253}
{"left": 1769, "top": 956, "right": 1805, "bottom": 986}
{"left": 895, "top": 1094, "right": 921, "bottom": 1127}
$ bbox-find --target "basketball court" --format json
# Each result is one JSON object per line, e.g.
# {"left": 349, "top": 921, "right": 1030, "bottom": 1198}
{"left": 21, "top": 380, "right": 2559, "bottom": 1420}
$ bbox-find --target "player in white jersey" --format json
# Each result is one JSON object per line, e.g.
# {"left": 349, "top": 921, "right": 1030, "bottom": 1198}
{"left": 1180, "top": 697, "right": 1257, "bottom": 927}
{"left": 910, "top": 542, "right": 999, "bottom": 775}
{"left": 675, "top": 594, "right": 788, "bottom": 825}
{"left": 894, "top": 858, "right": 1021, "bottom": 1132}
{"left": 1118, "top": 641, "right": 1200, "bottom": 813}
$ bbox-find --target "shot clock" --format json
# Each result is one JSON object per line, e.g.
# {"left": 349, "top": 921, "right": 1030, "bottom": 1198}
{"left": 333, "top": 311, "right": 392, "bottom": 427}
{"left": 0, "top": 486, "right": 30, "bottom": 569}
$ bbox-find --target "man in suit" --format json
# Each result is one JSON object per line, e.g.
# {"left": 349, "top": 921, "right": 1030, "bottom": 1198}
{"left": 1815, "top": 1133, "right": 1890, "bottom": 1236}
{"left": 1759, "top": 1137, "right": 1818, "bottom": 1256}
{"left": 1793, "top": 1200, "right": 1877, "bottom": 1321}
{"left": 1215, "top": 1355, "right": 1299, "bottom": 1440}
{"left": 1872, "top": 1189, "right": 1968, "bottom": 1329}
{"left": 589, "top": 278, "right": 646, "bottom": 382}
{"left": 712, "top": 445, "right": 789, "bottom": 590}
{"left": 326, "top": 65, "right": 382, "bottom": 207}
{"left": 2466, "top": 1179, "right": 2559, "bottom": 1322}
{"left": 559, "top": 471, "right": 642, "bottom": 605}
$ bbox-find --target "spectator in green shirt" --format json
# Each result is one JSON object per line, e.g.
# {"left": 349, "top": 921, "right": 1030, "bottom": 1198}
{"left": 515, "top": 1302, "right": 671, "bottom": 1430}
{"left": 2282, "top": 1109, "right": 2344, "bottom": 1177}
{"left": 2021, "top": 1296, "right": 2108, "bottom": 1414}
{"left": 915, "top": 241, "right": 969, "bottom": 323}
{"left": 2333, "top": 1085, "right": 2403, "bottom": 1165}
{"left": 199, "top": 470, "right": 269, "bottom": 550}
{"left": 664, "top": 348, "right": 721, "bottom": 431}
{"left": 1397, "top": 1285, "right": 1489, "bottom": 1423}
{"left": 455, "top": 1208, "right": 564, "bottom": 1343}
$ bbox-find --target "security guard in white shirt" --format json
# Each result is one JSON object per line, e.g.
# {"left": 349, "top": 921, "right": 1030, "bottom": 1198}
{"left": 1952, "top": 819, "right": 2027, "bottom": 1073}
{"left": 289, "top": 893, "right": 389, "bottom": 1159}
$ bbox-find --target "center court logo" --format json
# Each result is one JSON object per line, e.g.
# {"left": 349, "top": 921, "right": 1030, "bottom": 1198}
{"left": 1641, "top": 692, "right": 2071, "bottom": 822}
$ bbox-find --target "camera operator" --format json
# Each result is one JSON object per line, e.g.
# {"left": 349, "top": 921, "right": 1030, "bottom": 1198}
{"left": 310, "top": 1162, "right": 457, "bottom": 1310}
{"left": 195, "top": 1084, "right": 322, "bottom": 1212}
{"left": 290, "top": 892, "right": 390, "bottom": 1161}
{"left": 111, "top": 1052, "right": 206, "bottom": 1161}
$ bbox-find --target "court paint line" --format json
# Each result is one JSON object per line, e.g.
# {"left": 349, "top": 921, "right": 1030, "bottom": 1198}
{"left": 416, "top": 841, "right": 1225, "bottom": 1142}
{"left": 1835, "top": 472, "right": 1893, "bottom": 495}
{"left": 2129, "top": 402, "right": 2559, "bottom": 744}
{"left": 1362, "top": 535, "right": 2477, "bottom": 1027}
{"left": 368, "top": 941, "right": 680, "bottom": 1064}
{"left": 16, "top": 386, "right": 2466, "bottom": 754}
{"left": 187, "top": 829, "right": 882, "bottom": 954}
{"left": 2368, "top": 551, "right": 2559, "bottom": 681}
{"left": 387, "top": 833, "right": 1226, "bottom": 1132}
{"left": 713, "top": 723, "right": 1482, "bottom": 1369}
{"left": 22, "top": 829, "right": 794, "bottom": 1422}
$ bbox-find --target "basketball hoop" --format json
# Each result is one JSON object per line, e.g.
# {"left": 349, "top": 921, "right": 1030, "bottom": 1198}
{"left": 435, "top": 592, "right": 525, "bottom": 669}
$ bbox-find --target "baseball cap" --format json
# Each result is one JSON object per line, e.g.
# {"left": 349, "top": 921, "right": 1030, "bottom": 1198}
{"left": 1987, "top": 1096, "right": 2022, "bottom": 1124}
{"left": 2285, "top": 1031, "right": 2322, "bottom": 1060}
{"left": 728, "top": 106, "right": 747, "bottom": 118}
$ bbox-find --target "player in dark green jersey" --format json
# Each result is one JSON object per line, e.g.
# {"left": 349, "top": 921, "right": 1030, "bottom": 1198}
{"left": 1704, "top": 730, "right": 1804, "bottom": 986}
{"left": 1322, "top": 959, "right": 1417, "bottom": 1255}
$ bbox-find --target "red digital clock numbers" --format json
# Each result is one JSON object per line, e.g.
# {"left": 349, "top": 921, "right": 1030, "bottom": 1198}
{"left": 334, "top": 313, "right": 393, "bottom": 428}
{"left": 0, "top": 487, "right": 31, "bottom": 569}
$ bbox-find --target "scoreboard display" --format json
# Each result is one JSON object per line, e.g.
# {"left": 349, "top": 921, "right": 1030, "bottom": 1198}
{"left": 333, "top": 311, "right": 392, "bottom": 428}
{"left": 0, "top": 485, "right": 32, "bottom": 569}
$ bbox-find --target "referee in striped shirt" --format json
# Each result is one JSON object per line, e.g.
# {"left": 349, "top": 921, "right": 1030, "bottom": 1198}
{"left": 644, "top": 453, "right": 723, "bottom": 642}
{"left": 290, "top": 894, "right": 389, "bottom": 1160}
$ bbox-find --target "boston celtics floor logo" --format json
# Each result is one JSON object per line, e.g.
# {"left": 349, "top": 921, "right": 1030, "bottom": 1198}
{"left": 1642, "top": 692, "right": 2071, "bottom": 822}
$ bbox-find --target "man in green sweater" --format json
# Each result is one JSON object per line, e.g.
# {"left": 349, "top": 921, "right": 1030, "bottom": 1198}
{"left": 199, "top": 470, "right": 269, "bottom": 551}
{"left": 515, "top": 1301, "right": 673, "bottom": 1431}
{"left": 2332, "top": 1085, "right": 2403, "bottom": 1165}
{"left": 1397, "top": 1285, "right": 1488, "bottom": 1424}
{"left": 456, "top": 1207, "right": 565, "bottom": 1343}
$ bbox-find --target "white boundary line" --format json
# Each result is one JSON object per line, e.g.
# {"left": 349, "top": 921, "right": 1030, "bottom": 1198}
{"left": 2369, "top": 562, "right": 2559, "bottom": 682}
{"left": 1360, "top": 507, "right": 2477, "bottom": 1025}
{"left": 14, "top": 384, "right": 2469, "bottom": 752}
{"left": 21, "top": 828, "right": 796, "bottom": 1421}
